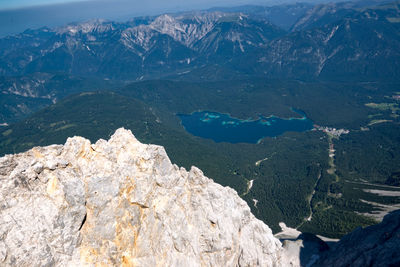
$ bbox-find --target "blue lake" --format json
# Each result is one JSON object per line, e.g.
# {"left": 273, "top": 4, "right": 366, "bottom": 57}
{"left": 178, "top": 110, "right": 314, "bottom": 144}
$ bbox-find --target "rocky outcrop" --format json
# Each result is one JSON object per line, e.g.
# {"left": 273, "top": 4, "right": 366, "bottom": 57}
{"left": 0, "top": 128, "right": 284, "bottom": 266}
{"left": 314, "top": 210, "right": 400, "bottom": 267}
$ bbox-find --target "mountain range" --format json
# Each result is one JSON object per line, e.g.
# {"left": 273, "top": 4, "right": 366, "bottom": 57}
{"left": 0, "top": 1, "right": 399, "bottom": 83}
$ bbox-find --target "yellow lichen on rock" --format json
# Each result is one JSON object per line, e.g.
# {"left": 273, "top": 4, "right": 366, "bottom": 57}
{"left": 121, "top": 255, "right": 134, "bottom": 267}
{"left": 32, "top": 148, "right": 44, "bottom": 159}
{"left": 46, "top": 175, "right": 58, "bottom": 196}
{"left": 114, "top": 177, "right": 141, "bottom": 266}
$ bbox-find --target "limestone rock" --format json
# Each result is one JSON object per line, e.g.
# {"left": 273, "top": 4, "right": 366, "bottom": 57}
{"left": 0, "top": 128, "right": 285, "bottom": 266}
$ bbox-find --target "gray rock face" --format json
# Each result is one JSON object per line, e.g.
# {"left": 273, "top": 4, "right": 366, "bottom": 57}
{"left": 315, "top": 210, "right": 400, "bottom": 267}
{"left": 0, "top": 128, "right": 284, "bottom": 266}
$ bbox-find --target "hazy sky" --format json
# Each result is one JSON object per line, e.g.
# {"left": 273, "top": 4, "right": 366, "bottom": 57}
{"left": 0, "top": 0, "right": 94, "bottom": 10}
{"left": 0, "top": 0, "right": 259, "bottom": 10}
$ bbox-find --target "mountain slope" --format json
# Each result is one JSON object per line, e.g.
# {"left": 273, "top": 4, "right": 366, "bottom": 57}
{"left": 254, "top": 4, "right": 400, "bottom": 81}
{"left": 0, "top": 73, "right": 120, "bottom": 124}
{"left": 315, "top": 210, "right": 400, "bottom": 266}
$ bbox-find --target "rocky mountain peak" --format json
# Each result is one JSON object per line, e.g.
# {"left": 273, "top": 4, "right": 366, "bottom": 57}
{"left": 56, "top": 19, "right": 115, "bottom": 36}
{"left": 0, "top": 128, "right": 285, "bottom": 266}
{"left": 149, "top": 12, "right": 221, "bottom": 46}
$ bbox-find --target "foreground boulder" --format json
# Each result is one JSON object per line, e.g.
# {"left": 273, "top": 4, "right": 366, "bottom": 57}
{"left": 0, "top": 128, "right": 284, "bottom": 266}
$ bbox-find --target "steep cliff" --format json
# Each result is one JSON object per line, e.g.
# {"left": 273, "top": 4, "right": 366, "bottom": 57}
{"left": 0, "top": 128, "right": 284, "bottom": 266}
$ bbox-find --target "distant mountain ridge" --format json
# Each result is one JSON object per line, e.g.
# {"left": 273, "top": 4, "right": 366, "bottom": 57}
{"left": 0, "top": 1, "right": 399, "bottom": 81}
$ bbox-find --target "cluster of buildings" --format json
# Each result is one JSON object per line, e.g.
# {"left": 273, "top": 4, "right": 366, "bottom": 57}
{"left": 314, "top": 125, "right": 350, "bottom": 137}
